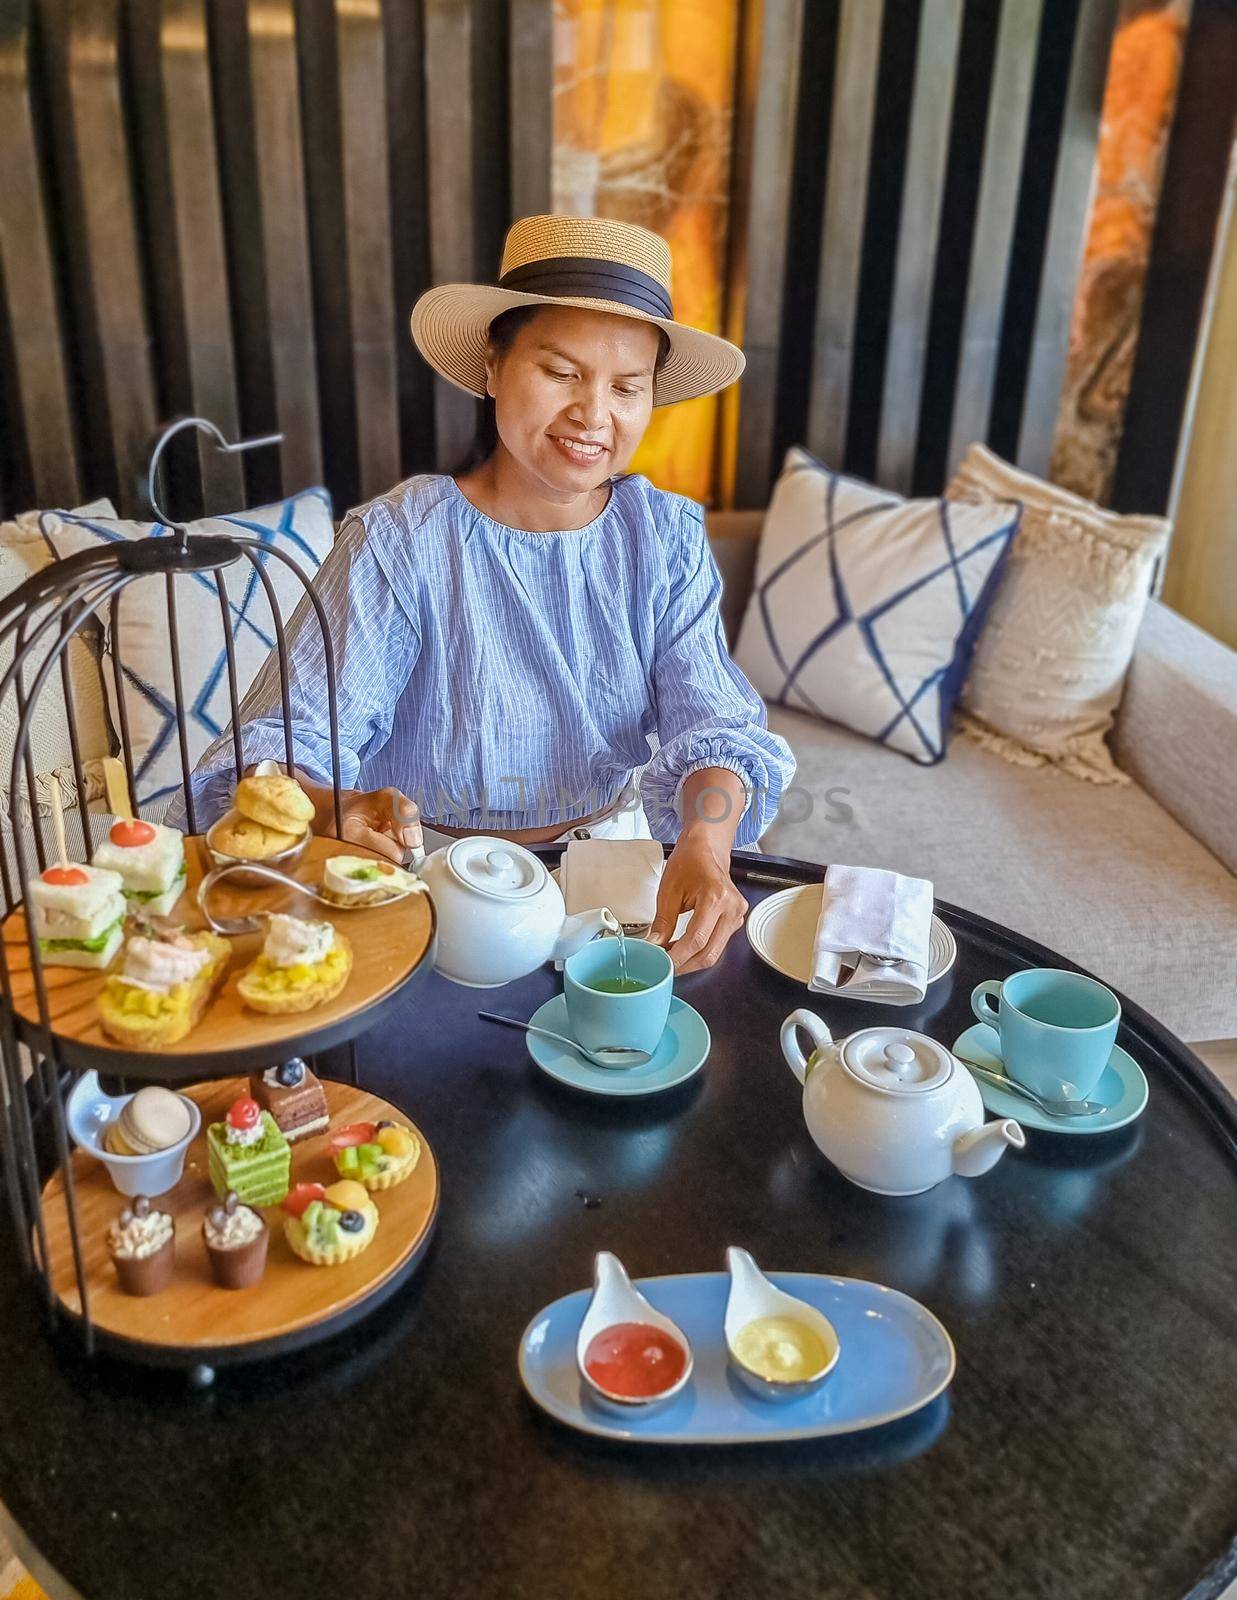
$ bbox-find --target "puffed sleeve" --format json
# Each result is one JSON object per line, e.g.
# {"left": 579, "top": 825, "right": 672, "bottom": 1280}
{"left": 640, "top": 498, "right": 795, "bottom": 846}
{"left": 168, "top": 511, "right": 420, "bottom": 828}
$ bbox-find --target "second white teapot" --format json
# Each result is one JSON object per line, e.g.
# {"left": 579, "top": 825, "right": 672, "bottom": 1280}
{"left": 780, "top": 1009, "right": 1025, "bottom": 1196}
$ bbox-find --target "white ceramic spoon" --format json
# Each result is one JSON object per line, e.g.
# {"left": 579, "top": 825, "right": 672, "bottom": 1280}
{"left": 576, "top": 1251, "right": 694, "bottom": 1415}
{"left": 724, "top": 1246, "right": 840, "bottom": 1403}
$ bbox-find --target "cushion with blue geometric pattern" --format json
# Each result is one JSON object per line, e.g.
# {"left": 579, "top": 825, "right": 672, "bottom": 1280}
{"left": 734, "top": 448, "right": 1021, "bottom": 765}
{"left": 40, "top": 488, "right": 333, "bottom": 814}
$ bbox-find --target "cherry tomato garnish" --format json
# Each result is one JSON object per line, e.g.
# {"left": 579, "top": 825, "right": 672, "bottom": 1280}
{"left": 41, "top": 865, "right": 88, "bottom": 886}
{"left": 327, "top": 1122, "right": 377, "bottom": 1153}
{"left": 227, "top": 1096, "right": 261, "bottom": 1131}
{"left": 110, "top": 818, "right": 157, "bottom": 848}
{"left": 282, "top": 1182, "right": 326, "bottom": 1218}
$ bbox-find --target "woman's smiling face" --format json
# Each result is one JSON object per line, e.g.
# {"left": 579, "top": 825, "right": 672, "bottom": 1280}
{"left": 485, "top": 305, "right": 663, "bottom": 495}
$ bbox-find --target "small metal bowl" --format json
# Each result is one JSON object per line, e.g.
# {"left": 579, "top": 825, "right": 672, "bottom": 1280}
{"left": 204, "top": 808, "right": 310, "bottom": 888}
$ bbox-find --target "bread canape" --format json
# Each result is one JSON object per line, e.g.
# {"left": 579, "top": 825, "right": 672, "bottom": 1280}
{"left": 237, "top": 913, "right": 352, "bottom": 1015}
{"left": 98, "top": 919, "right": 231, "bottom": 1049}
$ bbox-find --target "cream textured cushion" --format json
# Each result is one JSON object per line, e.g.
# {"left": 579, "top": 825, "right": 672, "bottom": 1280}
{"left": 0, "top": 501, "right": 115, "bottom": 833}
{"left": 760, "top": 703, "right": 1237, "bottom": 1041}
{"left": 947, "top": 444, "right": 1169, "bottom": 784}
{"left": 40, "top": 490, "right": 334, "bottom": 811}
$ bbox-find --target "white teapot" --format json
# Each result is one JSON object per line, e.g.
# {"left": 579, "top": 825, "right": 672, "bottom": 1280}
{"left": 417, "top": 837, "right": 617, "bottom": 988}
{"left": 780, "top": 1009, "right": 1025, "bottom": 1196}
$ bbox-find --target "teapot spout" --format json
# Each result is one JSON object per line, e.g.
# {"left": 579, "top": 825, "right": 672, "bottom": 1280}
{"left": 951, "top": 1118, "right": 1026, "bottom": 1179}
{"left": 551, "top": 906, "right": 620, "bottom": 963}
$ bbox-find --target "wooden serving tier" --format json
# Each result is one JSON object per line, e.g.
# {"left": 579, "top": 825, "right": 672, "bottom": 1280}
{"left": 3, "top": 836, "right": 436, "bottom": 1079}
{"left": 42, "top": 1077, "right": 439, "bottom": 1364}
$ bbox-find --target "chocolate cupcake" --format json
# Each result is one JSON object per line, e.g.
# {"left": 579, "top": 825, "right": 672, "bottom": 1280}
{"left": 203, "top": 1190, "right": 269, "bottom": 1289}
{"left": 108, "top": 1195, "right": 175, "bottom": 1296}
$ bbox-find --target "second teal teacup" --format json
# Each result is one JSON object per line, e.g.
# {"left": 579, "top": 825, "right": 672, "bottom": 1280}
{"left": 971, "top": 968, "right": 1120, "bottom": 1102}
{"left": 564, "top": 939, "right": 673, "bottom": 1061}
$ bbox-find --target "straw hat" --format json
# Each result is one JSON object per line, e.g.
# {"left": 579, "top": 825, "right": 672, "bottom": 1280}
{"left": 410, "top": 214, "right": 746, "bottom": 408}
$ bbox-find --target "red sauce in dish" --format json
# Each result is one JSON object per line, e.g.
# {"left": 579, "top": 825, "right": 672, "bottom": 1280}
{"left": 110, "top": 818, "right": 157, "bottom": 848}
{"left": 41, "top": 865, "right": 88, "bottom": 886}
{"left": 584, "top": 1323, "right": 687, "bottom": 1399}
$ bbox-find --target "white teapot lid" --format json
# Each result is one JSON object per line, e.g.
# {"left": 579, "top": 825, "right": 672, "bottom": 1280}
{"left": 445, "top": 838, "right": 546, "bottom": 901}
{"left": 842, "top": 1028, "right": 954, "bottom": 1094}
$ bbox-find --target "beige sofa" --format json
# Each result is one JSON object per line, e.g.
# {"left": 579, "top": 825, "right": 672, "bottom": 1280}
{"left": 706, "top": 510, "right": 1237, "bottom": 1045}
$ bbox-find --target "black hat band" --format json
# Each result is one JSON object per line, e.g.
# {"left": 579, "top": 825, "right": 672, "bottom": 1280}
{"left": 498, "top": 255, "right": 673, "bottom": 321}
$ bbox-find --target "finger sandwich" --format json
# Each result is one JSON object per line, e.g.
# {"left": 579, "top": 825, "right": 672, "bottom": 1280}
{"left": 92, "top": 818, "right": 187, "bottom": 918}
{"left": 30, "top": 864, "right": 126, "bottom": 969}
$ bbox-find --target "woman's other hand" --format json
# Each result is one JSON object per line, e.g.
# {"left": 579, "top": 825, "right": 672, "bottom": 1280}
{"left": 646, "top": 821, "right": 748, "bottom": 975}
{"left": 297, "top": 777, "right": 422, "bottom": 862}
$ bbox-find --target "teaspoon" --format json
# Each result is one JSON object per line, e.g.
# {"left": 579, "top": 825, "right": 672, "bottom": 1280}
{"left": 477, "top": 1011, "right": 651, "bottom": 1070}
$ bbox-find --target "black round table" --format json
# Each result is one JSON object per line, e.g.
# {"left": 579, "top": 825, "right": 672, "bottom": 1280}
{"left": 2, "top": 850, "right": 1235, "bottom": 1600}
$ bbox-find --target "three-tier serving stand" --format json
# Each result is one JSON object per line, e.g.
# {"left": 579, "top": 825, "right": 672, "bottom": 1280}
{"left": 0, "top": 420, "right": 439, "bottom": 1381}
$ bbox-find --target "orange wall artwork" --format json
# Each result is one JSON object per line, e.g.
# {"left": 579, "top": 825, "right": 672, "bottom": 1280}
{"left": 552, "top": 0, "right": 743, "bottom": 505}
{"left": 1050, "top": 0, "right": 1190, "bottom": 502}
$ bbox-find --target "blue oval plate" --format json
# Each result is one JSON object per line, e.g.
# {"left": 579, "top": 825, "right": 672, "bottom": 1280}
{"left": 952, "top": 1022, "right": 1149, "bottom": 1135}
{"left": 518, "top": 1271, "right": 955, "bottom": 1444}
{"left": 525, "top": 993, "right": 710, "bottom": 1097}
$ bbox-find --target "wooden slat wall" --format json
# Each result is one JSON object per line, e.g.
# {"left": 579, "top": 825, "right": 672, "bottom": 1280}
{"left": 945, "top": 0, "right": 1043, "bottom": 478}
{"left": 731, "top": 0, "right": 1123, "bottom": 506}
{"left": 0, "top": 0, "right": 551, "bottom": 521}
{"left": 0, "top": 3, "right": 81, "bottom": 507}
{"left": 0, "top": 0, "right": 1166, "bottom": 520}
{"left": 805, "top": 0, "right": 883, "bottom": 472}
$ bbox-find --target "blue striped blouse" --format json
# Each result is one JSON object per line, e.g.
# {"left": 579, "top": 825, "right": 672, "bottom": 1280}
{"left": 180, "top": 472, "right": 794, "bottom": 846}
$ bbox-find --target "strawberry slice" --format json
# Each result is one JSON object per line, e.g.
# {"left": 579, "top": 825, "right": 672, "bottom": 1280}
{"left": 327, "top": 1122, "right": 378, "bottom": 1153}
{"left": 282, "top": 1182, "right": 326, "bottom": 1218}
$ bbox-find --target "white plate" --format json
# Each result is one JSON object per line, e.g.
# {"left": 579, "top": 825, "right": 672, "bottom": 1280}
{"left": 745, "top": 883, "right": 956, "bottom": 997}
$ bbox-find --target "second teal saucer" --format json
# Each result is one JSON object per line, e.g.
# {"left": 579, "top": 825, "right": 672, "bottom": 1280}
{"left": 526, "top": 993, "right": 710, "bottom": 1097}
{"left": 952, "top": 1022, "right": 1149, "bottom": 1135}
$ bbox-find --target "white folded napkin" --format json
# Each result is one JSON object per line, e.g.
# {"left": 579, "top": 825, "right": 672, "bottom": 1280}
{"left": 811, "top": 864, "right": 934, "bottom": 1004}
{"left": 559, "top": 838, "right": 665, "bottom": 930}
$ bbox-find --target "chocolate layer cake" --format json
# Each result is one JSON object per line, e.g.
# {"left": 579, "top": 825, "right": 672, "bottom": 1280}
{"left": 248, "top": 1058, "right": 330, "bottom": 1143}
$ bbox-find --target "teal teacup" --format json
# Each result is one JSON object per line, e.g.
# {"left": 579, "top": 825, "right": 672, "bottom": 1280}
{"left": 971, "top": 968, "right": 1120, "bottom": 1102}
{"left": 564, "top": 939, "right": 673, "bottom": 1061}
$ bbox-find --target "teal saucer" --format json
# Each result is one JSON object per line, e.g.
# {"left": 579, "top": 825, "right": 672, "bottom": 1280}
{"left": 526, "top": 993, "right": 710, "bottom": 1097}
{"left": 952, "top": 1022, "right": 1149, "bottom": 1135}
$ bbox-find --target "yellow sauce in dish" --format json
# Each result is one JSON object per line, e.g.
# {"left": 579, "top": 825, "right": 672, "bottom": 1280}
{"left": 732, "top": 1316, "right": 832, "bottom": 1382}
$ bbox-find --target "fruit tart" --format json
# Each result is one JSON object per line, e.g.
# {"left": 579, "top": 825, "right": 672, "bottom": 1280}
{"left": 282, "top": 1179, "right": 378, "bottom": 1266}
{"left": 328, "top": 1120, "right": 420, "bottom": 1192}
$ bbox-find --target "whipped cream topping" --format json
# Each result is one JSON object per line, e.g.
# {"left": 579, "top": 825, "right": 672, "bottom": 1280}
{"left": 224, "top": 1119, "right": 265, "bottom": 1147}
{"left": 108, "top": 1210, "right": 173, "bottom": 1259}
{"left": 264, "top": 913, "right": 335, "bottom": 969}
{"left": 118, "top": 935, "right": 210, "bottom": 993}
{"left": 203, "top": 1205, "right": 264, "bottom": 1250}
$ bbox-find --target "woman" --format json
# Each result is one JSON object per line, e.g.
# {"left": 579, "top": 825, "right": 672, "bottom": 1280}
{"left": 187, "top": 215, "right": 794, "bottom": 973}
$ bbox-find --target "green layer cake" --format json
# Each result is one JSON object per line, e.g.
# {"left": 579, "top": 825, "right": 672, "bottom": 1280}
{"left": 206, "top": 1110, "right": 291, "bottom": 1206}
